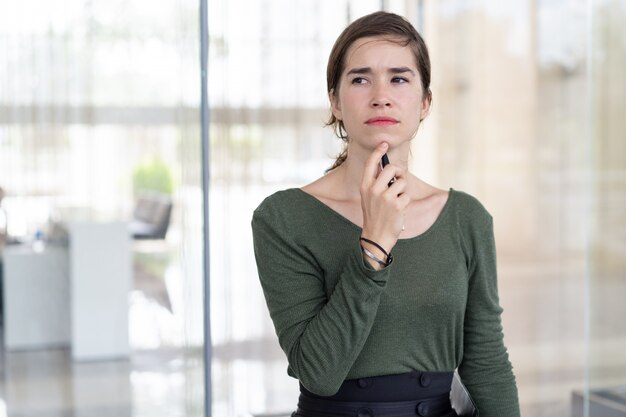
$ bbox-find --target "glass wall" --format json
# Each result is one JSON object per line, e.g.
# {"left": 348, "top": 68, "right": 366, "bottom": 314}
{"left": 585, "top": 0, "right": 626, "bottom": 415}
{"left": 209, "top": 0, "right": 625, "bottom": 416}
{"left": 207, "top": 1, "right": 404, "bottom": 415}
{"left": 0, "top": 0, "right": 204, "bottom": 416}
{"left": 1, "top": 0, "right": 624, "bottom": 417}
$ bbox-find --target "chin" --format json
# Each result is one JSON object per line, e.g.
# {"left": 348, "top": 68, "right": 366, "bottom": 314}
{"left": 375, "top": 138, "right": 406, "bottom": 149}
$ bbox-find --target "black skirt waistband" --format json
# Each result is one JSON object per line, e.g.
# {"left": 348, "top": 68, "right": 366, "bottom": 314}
{"left": 296, "top": 395, "right": 455, "bottom": 417}
{"left": 300, "top": 371, "right": 454, "bottom": 402}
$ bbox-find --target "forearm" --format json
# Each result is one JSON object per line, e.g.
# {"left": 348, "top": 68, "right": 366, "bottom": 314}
{"left": 279, "top": 247, "right": 388, "bottom": 395}
{"left": 253, "top": 211, "right": 390, "bottom": 396}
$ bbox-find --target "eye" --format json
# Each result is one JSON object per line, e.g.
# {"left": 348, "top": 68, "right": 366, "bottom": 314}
{"left": 391, "top": 76, "right": 409, "bottom": 84}
{"left": 351, "top": 77, "right": 368, "bottom": 85}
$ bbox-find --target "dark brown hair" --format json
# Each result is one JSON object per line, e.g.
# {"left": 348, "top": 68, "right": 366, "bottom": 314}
{"left": 325, "top": 11, "right": 432, "bottom": 171}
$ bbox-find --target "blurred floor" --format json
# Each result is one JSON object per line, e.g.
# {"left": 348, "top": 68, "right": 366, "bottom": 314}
{"left": 0, "top": 347, "right": 203, "bottom": 417}
{"left": 0, "top": 246, "right": 624, "bottom": 417}
{"left": 0, "top": 246, "right": 205, "bottom": 417}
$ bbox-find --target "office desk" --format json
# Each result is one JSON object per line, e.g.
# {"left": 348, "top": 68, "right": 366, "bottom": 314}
{"left": 68, "top": 221, "right": 131, "bottom": 361}
{"left": 2, "top": 221, "right": 131, "bottom": 361}
{"left": 2, "top": 245, "right": 71, "bottom": 349}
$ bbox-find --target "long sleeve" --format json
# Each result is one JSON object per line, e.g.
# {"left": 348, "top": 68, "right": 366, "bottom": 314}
{"left": 251, "top": 188, "right": 520, "bottom": 406}
{"left": 458, "top": 208, "right": 520, "bottom": 416}
{"left": 251, "top": 201, "right": 389, "bottom": 396}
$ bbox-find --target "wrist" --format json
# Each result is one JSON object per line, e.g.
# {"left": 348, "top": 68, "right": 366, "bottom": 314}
{"left": 359, "top": 232, "right": 395, "bottom": 256}
{"left": 360, "top": 236, "right": 393, "bottom": 269}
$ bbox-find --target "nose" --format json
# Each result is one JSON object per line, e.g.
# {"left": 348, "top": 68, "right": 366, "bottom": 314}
{"left": 370, "top": 84, "right": 392, "bottom": 107}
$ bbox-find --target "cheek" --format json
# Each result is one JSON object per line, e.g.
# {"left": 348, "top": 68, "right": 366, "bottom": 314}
{"left": 340, "top": 89, "right": 361, "bottom": 103}
{"left": 337, "top": 93, "right": 363, "bottom": 117}
{"left": 400, "top": 90, "right": 423, "bottom": 107}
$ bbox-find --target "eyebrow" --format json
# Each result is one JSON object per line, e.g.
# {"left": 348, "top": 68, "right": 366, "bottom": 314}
{"left": 346, "top": 66, "right": 416, "bottom": 76}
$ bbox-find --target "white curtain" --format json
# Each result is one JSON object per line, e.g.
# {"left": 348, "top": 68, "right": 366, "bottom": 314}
{"left": 0, "top": 0, "right": 205, "bottom": 415}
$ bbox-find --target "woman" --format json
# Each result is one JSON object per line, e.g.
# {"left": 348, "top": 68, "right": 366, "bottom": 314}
{"left": 252, "top": 11, "right": 520, "bottom": 417}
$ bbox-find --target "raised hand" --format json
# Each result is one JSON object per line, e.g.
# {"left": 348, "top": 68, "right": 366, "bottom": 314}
{"left": 359, "top": 143, "right": 410, "bottom": 269}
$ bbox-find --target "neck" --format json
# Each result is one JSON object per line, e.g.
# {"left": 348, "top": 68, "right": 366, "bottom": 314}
{"left": 333, "top": 142, "right": 412, "bottom": 200}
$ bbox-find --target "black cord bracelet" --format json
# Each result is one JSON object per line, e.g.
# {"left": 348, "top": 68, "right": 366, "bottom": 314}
{"left": 359, "top": 237, "right": 390, "bottom": 258}
{"left": 359, "top": 237, "right": 392, "bottom": 265}
{"left": 361, "top": 246, "right": 389, "bottom": 268}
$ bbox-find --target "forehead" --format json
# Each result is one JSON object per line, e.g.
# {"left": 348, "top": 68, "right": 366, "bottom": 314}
{"left": 344, "top": 36, "right": 417, "bottom": 69}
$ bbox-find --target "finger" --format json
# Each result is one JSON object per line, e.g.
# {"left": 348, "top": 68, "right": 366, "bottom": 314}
{"left": 387, "top": 177, "right": 407, "bottom": 196}
{"left": 362, "top": 143, "right": 389, "bottom": 187}
{"left": 392, "top": 165, "right": 407, "bottom": 179}
{"left": 381, "top": 176, "right": 405, "bottom": 196}
{"left": 375, "top": 165, "right": 405, "bottom": 191}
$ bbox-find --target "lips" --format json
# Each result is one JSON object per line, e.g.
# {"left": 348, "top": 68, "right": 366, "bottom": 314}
{"left": 365, "top": 117, "right": 399, "bottom": 126}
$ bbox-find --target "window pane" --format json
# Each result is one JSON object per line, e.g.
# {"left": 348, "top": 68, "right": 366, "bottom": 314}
{"left": 0, "top": 0, "right": 204, "bottom": 416}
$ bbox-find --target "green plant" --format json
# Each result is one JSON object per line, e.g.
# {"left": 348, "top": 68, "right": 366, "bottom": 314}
{"left": 132, "top": 158, "right": 174, "bottom": 195}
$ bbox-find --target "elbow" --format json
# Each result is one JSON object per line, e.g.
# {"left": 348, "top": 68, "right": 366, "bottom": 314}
{"left": 297, "top": 375, "right": 342, "bottom": 397}
{"left": 288, "top": 348, "right": 344, "bottom": 397}
{"left": 284, "top": 334, "right": 350, "bottom": 397}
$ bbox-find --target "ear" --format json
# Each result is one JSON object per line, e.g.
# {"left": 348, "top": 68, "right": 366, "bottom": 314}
{"left": 329, "top": 89, "right": 342, "bottom": 121}
{"left": 419, "top": 91, "right": 432, "bottom": 121}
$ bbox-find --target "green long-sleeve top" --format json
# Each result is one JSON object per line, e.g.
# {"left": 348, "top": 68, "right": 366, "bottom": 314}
{"left": 251, "top": 188, "right": 520, "bottom": 416}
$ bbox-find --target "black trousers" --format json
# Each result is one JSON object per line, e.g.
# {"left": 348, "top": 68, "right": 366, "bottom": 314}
{"left": 294, "top": 371, "right": 458, "bottom": 417}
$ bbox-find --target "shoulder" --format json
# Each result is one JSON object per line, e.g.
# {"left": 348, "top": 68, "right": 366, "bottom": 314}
{"left": 449, "top": 189, "right": 493, "bottom": 225}
{"left": 252, "top": 188, "right": 320, "bottom": 234}
{"left": 445, "top": 189, "right": 495, "bottom": 251}
{"left": 254, "top": 188, "right": 300, "bottom": 213}
{"left": 253, "top": 188, "right": 301, "bottom": 223}
{"left": 445, "top": 191, "right": 497, "bottom": 270}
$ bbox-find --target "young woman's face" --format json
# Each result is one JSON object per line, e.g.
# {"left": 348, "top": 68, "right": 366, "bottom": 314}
{"left": 330, "top": 36, "right": 430, "bottom": 152}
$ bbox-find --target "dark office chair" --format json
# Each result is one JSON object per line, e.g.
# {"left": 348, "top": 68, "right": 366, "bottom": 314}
{"left": 129, "top": 193, "right": 172, "bottom": 240}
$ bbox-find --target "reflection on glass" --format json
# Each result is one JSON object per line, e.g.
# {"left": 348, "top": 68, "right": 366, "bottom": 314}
{"left": 584, "top": 1, "right": 626, "bottom": 416}
{"left": 210, "top": 1, "right": 625, "bottom": 417}
{"left": 1, "top": 0, "right": 623, "bottom": 416}
{"left": 0, "top": 0, "right": 204, "bottom": 415}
